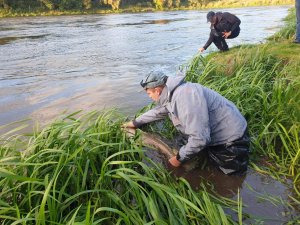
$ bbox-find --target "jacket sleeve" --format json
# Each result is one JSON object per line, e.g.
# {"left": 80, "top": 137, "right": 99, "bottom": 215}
{"left": 175, "top": 86, "right": 211, "bottom": 162}
{"left": 223, "top": 12, "right": 241, "bottom": 32}
{"left": 133, "top": 105, "right": 168, "bottom": 128}
{"left": 203, "top": 29, "right": 214, "bottom": 50}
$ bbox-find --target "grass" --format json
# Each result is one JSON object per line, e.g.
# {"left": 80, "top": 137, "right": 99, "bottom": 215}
{"left": 0, "top": 5, "right": 300, "bottom": 225}
{"left": 0, "top": 111, "right": 241, "bottom": 224}
{"left": 0, "top": 0, "right": 293, "bottom": 18}
{"left": 184, "top": 7, "right": 300, "bottom": 202}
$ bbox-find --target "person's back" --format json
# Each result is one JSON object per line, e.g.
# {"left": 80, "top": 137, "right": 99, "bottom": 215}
{"left": 214, "top": 12, "right": 241, "bottom": 35}
{"left": 167, "top": 77, "right": 247, "bottom": 146}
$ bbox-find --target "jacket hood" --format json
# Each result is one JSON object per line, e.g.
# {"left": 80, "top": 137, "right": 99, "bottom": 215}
{"left": 158, "top": 75, "right": 185, "bottom": 105}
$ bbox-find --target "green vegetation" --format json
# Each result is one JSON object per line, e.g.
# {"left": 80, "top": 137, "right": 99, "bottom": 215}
{"left": 0, "top": 111, "right": 241, "bottom": 224}
{"left": 0, "top": 5, "right": 299, "bottom": 225}
{"left": 185, "top": 7, "right": 300, "bottom": 200}
{"left": 0, "top": 0, "right": 293, "bottom": 17}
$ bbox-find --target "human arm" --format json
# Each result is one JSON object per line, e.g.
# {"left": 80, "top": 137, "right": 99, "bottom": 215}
{"left": 201, "top": 33, "right": 214, "bottom": 51}
{"left": 122, "top": 121, "right": 136, "bottom": 128}
{"left": 169, "top": 156, "right": 181, "bottom": 167}
{"left": 174, "top": 86, "right": 211, "bottom": 163}
{"left": 132, "top": 105, "right": 169, "bottom": 128}
{"left": 199, "top": 47, "right": 205, "bottom": 53}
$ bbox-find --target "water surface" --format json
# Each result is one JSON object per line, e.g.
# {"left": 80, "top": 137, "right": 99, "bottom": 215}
{"left": 0, "top": 6, "right": 291, "bottom": 127}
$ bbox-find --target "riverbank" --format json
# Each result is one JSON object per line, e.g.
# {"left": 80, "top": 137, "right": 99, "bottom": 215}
{"left": 184, "top": 5, "right": 300, "bottom": 203}
{"left": 0, "top": 5, "right": 299, "bottom": 225}
{"left": 0, "top": 0, "right": 293, "bottom": 18}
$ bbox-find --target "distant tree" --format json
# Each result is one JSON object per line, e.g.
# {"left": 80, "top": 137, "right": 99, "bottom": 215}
{"left": 39, "top": 0, "right": 55, "bottom": 10}
{"left": 173, "top": 0, "right": 181, "bottom": 8}
{"left": 83, "top": 0, "right": 92, "bottom": 9}
{"left": 0, "top": 0, "right": 10, "bottom": 9}
{"left": 59, "top": 0, "right": 83, "bottom": 10}
{"left": 101, "top": 0, "right": 121, "bottom": 10}
{"left": 153, "top": 0, "right": 163, "bottom": 9}
{"left": 187, "top": 0, "right": 202, "bottom": 7}
{"left": 165, "top": 0, "right": 173, "bottom": 8}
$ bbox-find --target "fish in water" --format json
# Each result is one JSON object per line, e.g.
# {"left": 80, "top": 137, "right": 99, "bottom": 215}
{"left": 123, "top": 127, "right": 177, "bottom": 159}
{"left": 123, "top": 127, "right": 200, "bottom": 171}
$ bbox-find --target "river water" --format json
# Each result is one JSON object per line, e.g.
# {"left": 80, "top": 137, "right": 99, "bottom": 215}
{"left": 0, "top": 6, "right": 291, "bottom": 126}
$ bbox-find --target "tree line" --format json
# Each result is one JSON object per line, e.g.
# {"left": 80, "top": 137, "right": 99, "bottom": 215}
{"left": 0, "top": 0, "right": 215, "bottom": 11}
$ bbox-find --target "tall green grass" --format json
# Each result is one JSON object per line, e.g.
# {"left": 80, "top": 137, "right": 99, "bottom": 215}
{"left": 185, "top": 44, "right": 300, "bottom": 199}
{"left": 0, "top": 111, "right": 241, "bottom": 224}
{"left": 269, "top": 8, "right": 296, "bottom": 41}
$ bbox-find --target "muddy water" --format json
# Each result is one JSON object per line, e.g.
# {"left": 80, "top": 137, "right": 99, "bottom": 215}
{"left": 130, "top": 127, "right": 298, "bottom": 223}
{"left": 144, "top": 147, "right": 298, "bottom": 224}
{"left": 0, "top": 6, "right": 291, "bottom": 129}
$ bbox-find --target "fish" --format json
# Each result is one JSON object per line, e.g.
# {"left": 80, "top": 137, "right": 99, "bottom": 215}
{"left": 123, "top": 127, "right": 177, "bottom": 159}
{"left": 123, "top": 127, "right": 199, "bottom": 171}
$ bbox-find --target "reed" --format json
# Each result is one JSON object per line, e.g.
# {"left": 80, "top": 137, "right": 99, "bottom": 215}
{"left": 0, "top": 111, "right": 242, "bottom": 224}
{"left": 185, "top": 39, "right": 300, "bottom": 201}
{"left": 1, "top": 4, "right": 299, "bottom": 225}
{"left": 269, "top": 8, "right": 296, "bottom": 41}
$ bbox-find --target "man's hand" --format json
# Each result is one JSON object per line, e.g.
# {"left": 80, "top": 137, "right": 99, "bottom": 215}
{"left": 121, "top": 121, "right": 136, "bottom": 128}
{"left": 169, "top": 156, "right": 181, "bottom": 167}
{"left": 222, "top": 31, "right": 231, "bottom": 39}
{"left": 198, "top": 47, "right": 205, "bottom": 53}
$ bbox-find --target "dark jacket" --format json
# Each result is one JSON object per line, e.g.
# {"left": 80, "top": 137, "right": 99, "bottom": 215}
{"left": 203, "top": 12, "right": 241, "bottom": 50}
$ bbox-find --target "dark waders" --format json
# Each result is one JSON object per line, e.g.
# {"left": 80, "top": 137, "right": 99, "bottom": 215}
{"left": 207, "top": 130, "right": 249, "bottom": 175}
{"left": 176, "top": 129, "right": 249, "bottom": 175}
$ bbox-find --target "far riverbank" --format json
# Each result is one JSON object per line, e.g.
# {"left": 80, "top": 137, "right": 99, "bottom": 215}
{"left": 0, "top": 0, "right": 293, "bottom": 18}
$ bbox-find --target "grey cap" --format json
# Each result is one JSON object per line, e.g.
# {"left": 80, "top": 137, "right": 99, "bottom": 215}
{"left": 140, "top": 70, "right": 168, "bottom": 89}
{"left": 207, "top": 11, "right": 215, "bottom": 23}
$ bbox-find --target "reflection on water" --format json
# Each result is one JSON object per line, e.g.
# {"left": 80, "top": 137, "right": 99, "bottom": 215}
{"left": 0, "top": 35, "right": 48, "bottom": 45}
{"left": 0, "top": 6, "right": 291, "bottom": 128}
{"left": 144, "top": 147, "right": 298, "bottom": 224}
{"left": 120, "top": 18, "right": 187, "bottom": 26}
{"left": 140, "top": 127, "right": 299, "bottom": 224}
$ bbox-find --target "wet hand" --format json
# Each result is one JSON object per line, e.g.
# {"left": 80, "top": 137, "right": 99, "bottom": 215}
{"left": 169, "top": 156, "right": 181, "bottom": 167}
{"left": 121, "top": 121, "right": 136, "bottom": 128}
{"left": 222, "top": 31, "right": 231, "bottom": 39}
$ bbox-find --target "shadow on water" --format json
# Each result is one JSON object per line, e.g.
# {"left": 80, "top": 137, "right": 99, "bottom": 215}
{"left": 118, "top": 18, "right": 187, "bottom": 26}
{"left": 0, "top": 35, "right": 48, "bottom": 45}
{"left": 143, "top": 142, "right": 299, "bottom": 224}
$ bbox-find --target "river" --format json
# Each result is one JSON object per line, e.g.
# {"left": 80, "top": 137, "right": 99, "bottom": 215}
{"left": 0, "top": 6, "right": 291, "bottom": 127}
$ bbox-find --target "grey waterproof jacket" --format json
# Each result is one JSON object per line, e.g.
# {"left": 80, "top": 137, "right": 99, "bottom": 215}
{"left": 133, "top": 76, "right": 247, "bottom": 162}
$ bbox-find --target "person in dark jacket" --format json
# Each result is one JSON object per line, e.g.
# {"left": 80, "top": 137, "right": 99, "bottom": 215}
{"left": 199, "top": 11, "right": 241, "bottom": 52}
{"left": 123, "top": 70, "right": 250, "bottom": 175}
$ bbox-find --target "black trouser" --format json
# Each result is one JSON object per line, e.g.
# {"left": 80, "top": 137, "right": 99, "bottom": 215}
{"left": 175, "top": 129, "right": 249, "bottom": 175}
{"left": 210, "top": 27, "right": 240, "bottom": 51}
{"left": 207, "top": 129, "right": 249, "bottom": 175}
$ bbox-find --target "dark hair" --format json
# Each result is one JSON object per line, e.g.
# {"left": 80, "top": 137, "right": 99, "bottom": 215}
{"left": 206, "top": 11, "right": 215, "bottom": 23}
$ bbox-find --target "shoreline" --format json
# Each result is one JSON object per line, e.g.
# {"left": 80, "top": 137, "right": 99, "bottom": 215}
{"left": 0, "top": 3, "right": 293, "bottom": 18}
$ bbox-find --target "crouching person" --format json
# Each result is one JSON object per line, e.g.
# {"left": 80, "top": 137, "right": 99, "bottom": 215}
{"left": 123, "top": 70, "right": 250, "bottom": 175}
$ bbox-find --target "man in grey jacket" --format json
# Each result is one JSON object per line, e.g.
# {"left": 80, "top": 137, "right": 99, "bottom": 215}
{"left": 123, "top": 70, "right": 250, "bottom": 175}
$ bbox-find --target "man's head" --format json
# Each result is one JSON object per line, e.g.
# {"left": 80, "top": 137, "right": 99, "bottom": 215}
{"left": 206, "top": 11, "right": 215, "bottom": 23}
{"left": 140, "top": 70, "right": 168, "bottom": 101}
